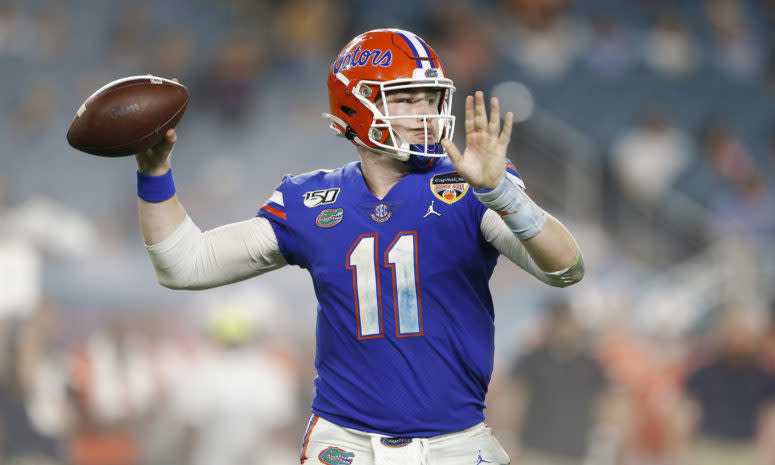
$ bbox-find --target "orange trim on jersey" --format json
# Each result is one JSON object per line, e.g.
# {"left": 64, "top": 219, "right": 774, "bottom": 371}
{"left": 409, "top": 232, "right": 424, "bottom": 337}
{"left": 299, "top": 415, "right": 319, "bottom": 464}
{"left": 506, "top": 160, "right": 518, "bottom": 173}
{"left": 261, "top": 204, "right": 287, "bottom": 220}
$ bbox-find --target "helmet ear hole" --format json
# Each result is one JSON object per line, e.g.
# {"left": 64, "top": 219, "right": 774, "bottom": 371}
{"left": 340, "top": 106, "right": 357, "bottom": 117}
{"left": 370, "top": 128, "right": 384, "bottom": 141}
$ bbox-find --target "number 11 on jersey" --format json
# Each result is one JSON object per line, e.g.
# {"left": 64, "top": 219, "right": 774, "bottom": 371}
{"left": 347, "top": 232, "right": 423, "bottom": 339}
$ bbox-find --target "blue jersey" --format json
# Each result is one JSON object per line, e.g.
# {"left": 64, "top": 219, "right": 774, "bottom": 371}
{"left": 257, "top": 158, "right": 520, "bottom": 437}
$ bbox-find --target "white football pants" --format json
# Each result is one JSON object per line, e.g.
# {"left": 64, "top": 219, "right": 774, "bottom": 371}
{"left": 300, "top": 415, "right": 510, "bottom": 465}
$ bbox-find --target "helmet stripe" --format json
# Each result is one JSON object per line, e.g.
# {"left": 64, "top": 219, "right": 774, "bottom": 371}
{"left": 395, "top": 31, "right": 423, "bottom": 68}
{"left": 393, "top": 30, "right": 430, "bottom": 70}
{"left": 417, "top": 39, "right": 436, "bottom": 69}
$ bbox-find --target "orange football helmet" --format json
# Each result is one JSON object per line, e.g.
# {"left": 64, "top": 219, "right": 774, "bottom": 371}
{"left": 323, "top": 29, "right": 456, "bottom": 161}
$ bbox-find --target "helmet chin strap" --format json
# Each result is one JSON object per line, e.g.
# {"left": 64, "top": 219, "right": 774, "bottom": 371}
{"left": 356, "top": 128, "right": 416, "bottom": 162}
{"left": 326, "top": 113, "right": 448, "bottom": 165}
{"left": 357, "top": 138, "right": 412, "bottom": 161}
{"left": 354, "top": 137, "right": 444, "bottom": 170}
{"left": 385, "top": 128, "right": 446, "bottom": 163}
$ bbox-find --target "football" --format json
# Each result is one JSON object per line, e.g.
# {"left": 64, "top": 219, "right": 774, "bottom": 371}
{"left": 66, "top": 75, "right": 189, "bottom": 157}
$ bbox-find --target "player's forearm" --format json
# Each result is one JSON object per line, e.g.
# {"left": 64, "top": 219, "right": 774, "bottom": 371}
{"left": 474, "top": 172, "right": 582, "bottom": 272}
{"left": 476, "top": 170, "right": 584, "bottom": 286}
{"left": 480, "top": 210, "right": 583, "bottom": 287}
{"left": 138, "top": 195, "right": 187, "bottom": 246}
{"left": 136, "top": 154, "right": 188, "bottom": 245}
{"left": 520, "top": 215, "right": 579, "bottom": 272}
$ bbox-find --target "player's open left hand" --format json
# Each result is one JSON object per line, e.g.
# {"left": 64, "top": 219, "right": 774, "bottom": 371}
{"left": 441, "top": 91, "right": 514, "bottom": 190}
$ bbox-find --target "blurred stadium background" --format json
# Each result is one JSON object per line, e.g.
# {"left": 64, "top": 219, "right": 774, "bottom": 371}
{"left": 1, "top": 0, "right": 775, "bottom": 464}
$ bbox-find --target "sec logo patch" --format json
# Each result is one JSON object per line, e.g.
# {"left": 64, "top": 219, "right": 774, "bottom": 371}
{"left": 370, "top": 203, "right": 392, "bottom": 223}
{"left": 430, "top": 172, "right": 469, "bottom": 204}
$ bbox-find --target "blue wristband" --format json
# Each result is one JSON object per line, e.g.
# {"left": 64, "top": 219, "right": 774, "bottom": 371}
{"left": 137, "top": 169, "right": 176, "bottom": 202}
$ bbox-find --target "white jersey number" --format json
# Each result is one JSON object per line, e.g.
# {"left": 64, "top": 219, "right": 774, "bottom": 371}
{"left": 347, "top": 232, "right": 422, "bottom": 339}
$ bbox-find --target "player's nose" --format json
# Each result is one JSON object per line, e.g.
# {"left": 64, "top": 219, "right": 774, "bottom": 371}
{"left": 413, "top": 99, "right": 437, "bottom": 115}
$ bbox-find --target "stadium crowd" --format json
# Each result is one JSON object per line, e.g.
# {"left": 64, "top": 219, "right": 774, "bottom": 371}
{"left": 1, "top": 0, "right": 775, "bottom": 464}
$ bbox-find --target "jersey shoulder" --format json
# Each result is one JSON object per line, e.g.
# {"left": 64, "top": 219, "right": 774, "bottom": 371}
{"left": 275, "top": 162, "right": 360, "bottom": 194}
{"left": 280, "top": 162, "right": 351, "bottom": 187}
{"left": 260, "top": 162, "right": 360, "bottom": 217}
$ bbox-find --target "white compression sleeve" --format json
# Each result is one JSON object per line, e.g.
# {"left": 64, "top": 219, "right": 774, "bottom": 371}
{"left": 480, "top": 209, "right": 583, "bottom": 287}
{"left": 474, "top": 173, "right": 547, "bottom": 240}
{"left": 146, "top": 215, "right": 287, "bottom": 290}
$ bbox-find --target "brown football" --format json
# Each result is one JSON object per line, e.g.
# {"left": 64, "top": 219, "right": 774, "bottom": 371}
{"left": 66, "top": 75, "right": 189, "bottom": 157}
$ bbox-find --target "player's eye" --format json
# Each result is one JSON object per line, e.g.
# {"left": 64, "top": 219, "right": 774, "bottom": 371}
{"left": 388, "top": 95, "right": 411, "bottom": 104}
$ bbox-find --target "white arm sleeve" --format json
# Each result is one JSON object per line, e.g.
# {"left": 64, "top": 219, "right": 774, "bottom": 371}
{"left": 146, "top": 215, "right": 287, "bottom": 290}
{"left": 480, "top": 209, "right": 582, "bottom": 288}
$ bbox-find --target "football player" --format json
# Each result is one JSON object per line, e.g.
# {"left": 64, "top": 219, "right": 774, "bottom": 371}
{"left": 134, "top": 29, "right": 583, "bottom": 465}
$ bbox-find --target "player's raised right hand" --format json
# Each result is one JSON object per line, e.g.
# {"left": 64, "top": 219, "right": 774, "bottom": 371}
{"left": 441, "top": 91, "right": 513, "bottom": 190}
{"left": 135, "top": 128, "right": 176, "bottom": 176}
